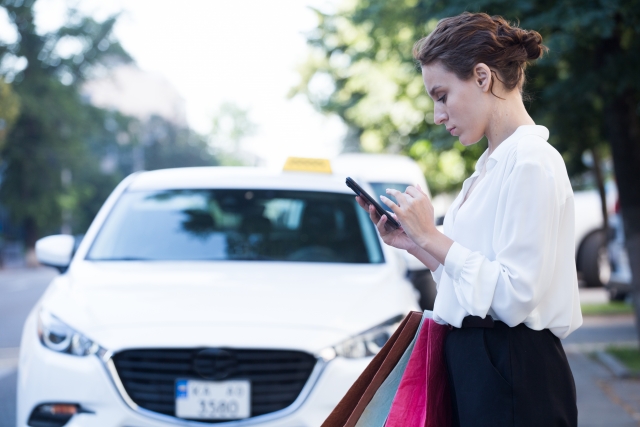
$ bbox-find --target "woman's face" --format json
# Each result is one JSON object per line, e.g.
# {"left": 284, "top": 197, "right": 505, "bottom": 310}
{"left": 422, "top": 62, "right": 491, "bottom": 146}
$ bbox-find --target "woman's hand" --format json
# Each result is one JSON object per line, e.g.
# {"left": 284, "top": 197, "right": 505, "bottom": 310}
{"left": 380, "top": 185, "right": 436, "bottom": 249}
{"left": 355, "top": 196, "right": 417, "bottom": 252}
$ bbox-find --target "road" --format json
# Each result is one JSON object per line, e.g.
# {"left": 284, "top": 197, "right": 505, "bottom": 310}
{"left": 0, "top": 269, "right": 638, "bottom": 426}
{"left": 0, "top": 268, "right": 56, "bottom": 426}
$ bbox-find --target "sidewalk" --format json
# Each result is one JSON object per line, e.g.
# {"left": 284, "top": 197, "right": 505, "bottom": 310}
{"left": 567, "top": 288, "right": 640, "bottom": 426}
{"left": 568, "top": 350, "right": 640, "bottom": 426}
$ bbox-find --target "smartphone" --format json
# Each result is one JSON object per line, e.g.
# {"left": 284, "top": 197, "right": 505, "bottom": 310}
{"left": 346, "top": 177, "right": 401, "bottom": 229}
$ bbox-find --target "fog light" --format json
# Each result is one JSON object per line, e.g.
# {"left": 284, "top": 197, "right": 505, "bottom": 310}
{"left": 28, "top": 403, "right": 91, "bottom": 427}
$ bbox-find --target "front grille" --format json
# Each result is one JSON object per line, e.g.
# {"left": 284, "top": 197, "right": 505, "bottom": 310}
{"left": 112, "top": 348, "right": 318, "bottom": 422}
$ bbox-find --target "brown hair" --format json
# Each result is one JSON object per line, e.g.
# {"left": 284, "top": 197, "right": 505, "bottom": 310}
{"left": 413, "top": 12, "right": 547, "bottom": 96}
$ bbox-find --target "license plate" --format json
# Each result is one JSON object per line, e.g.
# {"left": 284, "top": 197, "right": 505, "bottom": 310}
{"left": 175, "top": 379, "right": 251, "bottom": 420}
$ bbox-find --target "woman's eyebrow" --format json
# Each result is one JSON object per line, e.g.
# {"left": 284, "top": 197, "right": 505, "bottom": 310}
{"left": 428, "top": 85, "right": 442, "bottom": 98}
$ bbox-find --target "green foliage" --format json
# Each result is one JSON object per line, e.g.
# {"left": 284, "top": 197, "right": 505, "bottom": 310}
{"left": 0, "top": 78, "right": 20, "bottom": 150}
{"left": 294, "top": 0, "right": 640, "bottom": 194}
{"left": 209, "top": 102, "right": 257, "bottom": 166}
{"left": 0, "top": 1, "right": 218, "bottom": 244}
{"left": 291, "top": 3, "right": 485, "bottom": 193}
{"left": 581, "top": 302, "right": 633, "bottom": 316}
{"left": 142, "top": 115, "right": 218, "bottom": 170}
{"left": 606, "top": 346, "right": 640, "bottom": 373}
{"left": 0, "top": 1, "right": 134, "bottom": 244}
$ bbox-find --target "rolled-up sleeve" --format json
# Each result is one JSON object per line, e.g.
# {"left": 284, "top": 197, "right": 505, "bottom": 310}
{"left": 430, "top": 263, "right": 444, "bottom": 287}
{"left": 443, "top": 160, "right": 562, "bottom": 326}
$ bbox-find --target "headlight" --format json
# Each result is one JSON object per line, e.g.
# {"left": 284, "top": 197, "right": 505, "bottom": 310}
{"left": 37, "top": 310, "right": 105, "bottom": 357}
{"left": 320, "top": 315, "right": 404, "bottom": 360}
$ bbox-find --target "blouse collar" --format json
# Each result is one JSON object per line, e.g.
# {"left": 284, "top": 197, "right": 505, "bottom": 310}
{"left": 475, "top": 125, "right": 549, "bottom": 173}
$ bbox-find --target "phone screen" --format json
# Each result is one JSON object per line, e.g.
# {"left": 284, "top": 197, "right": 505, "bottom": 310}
{"left": 345, "top": 177, "right": 400, "bottom": 229}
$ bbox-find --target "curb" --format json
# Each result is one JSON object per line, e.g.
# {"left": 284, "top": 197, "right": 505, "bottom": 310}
{"left": 563, "top": 340, "right": 638, "bottom": 354}
{"left": 595, "top": 350, "right": 634, "bottom": 378}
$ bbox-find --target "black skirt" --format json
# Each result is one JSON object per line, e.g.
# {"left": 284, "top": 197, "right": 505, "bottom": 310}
{"left": 445, "top": 321, "right": 577, "bottom": 427}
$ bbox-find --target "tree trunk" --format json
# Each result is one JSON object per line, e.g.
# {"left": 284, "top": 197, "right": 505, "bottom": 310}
{"left": 24, "top": 216, "right": 38, "bottom": 249}
{"left": 605, "top": 92, "right": 640, "bottom": 343}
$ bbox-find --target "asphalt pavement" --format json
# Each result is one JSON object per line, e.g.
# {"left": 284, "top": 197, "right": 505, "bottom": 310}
{"left": 0, "top": 267, "right": 56, "bottom": 425}
{"left": 0, "top": 268, "right": 639, "bottom": 426}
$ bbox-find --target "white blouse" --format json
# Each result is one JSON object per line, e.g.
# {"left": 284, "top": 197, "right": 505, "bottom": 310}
{"left": 431, "top": 125, "right": 583, "bottom": 338}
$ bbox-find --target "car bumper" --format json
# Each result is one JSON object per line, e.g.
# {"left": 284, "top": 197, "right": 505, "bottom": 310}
{"left": 17, "top": 312, "right": 370, "bottom": 427}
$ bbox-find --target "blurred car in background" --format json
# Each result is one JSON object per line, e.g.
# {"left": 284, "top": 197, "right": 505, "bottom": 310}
{"left": 605, "top": 200, "right": 633, "bottom": 301}
{"left": 332, "top": 153, "right": 437, "bottom": 309}
{"left": 573, "top": 189, "right": 615, "bottom": 288}
{"left": 18, "top": 161, "right": 420, "bottom": 427}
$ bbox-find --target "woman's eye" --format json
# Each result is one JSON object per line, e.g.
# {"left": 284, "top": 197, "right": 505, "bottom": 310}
{"left": 438, "top": 95, "right": 446, "bottom": 103}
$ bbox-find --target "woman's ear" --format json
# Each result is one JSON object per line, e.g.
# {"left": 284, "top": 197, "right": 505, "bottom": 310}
{"left": 474, "top": 63, "right": 492, "bottom": 93}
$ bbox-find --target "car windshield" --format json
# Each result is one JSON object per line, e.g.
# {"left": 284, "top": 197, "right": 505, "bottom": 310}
{"left": 87, "top": 189, "right": 384, "bottom": 263}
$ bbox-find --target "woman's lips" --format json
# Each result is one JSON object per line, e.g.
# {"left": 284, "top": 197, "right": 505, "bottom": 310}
{"left": 448, "top": 127, "right": 456, "bottom": 135}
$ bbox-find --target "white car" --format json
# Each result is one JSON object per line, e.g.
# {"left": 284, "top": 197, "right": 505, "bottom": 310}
{"left": 18, "top": 165, "right": 420, "bottom": 427}
{"left": 332, "top": 153, "right": 437, "bottom": 309}
{"left": 331, "top": 153, "right": 431, "bottom": 200}
{"left": 573, "top": 188, "right": 615, "bottom": 288}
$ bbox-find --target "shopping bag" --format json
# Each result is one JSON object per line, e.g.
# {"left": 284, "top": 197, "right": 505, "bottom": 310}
{"left": 354, "top": 313, "right": 426, "bottom": 427}
{"left": 385, "top": 312, "right": 451, "bottom": 427}
{"left": 424, "top": 318, "right": 451, "bottom": 427}
{"left": 320, "top": 311, "right": 423, "bottom": 427}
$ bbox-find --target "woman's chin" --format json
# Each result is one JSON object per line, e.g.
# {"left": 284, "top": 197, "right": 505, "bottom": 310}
{"left": 458, "top": 133, "right": 483, "bottom": 146}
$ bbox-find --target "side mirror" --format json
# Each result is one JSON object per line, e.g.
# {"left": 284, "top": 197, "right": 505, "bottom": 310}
{"left": 35, "top": 235, "right": 76, "bottom": 272}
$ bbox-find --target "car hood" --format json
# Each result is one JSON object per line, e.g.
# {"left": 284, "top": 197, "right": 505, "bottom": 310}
{"left": 41, "top": 261, "right": 416, "bottom": 353}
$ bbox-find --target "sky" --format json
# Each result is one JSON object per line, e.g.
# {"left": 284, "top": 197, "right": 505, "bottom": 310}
{"left": 30, "top": 0, "right": 346, "bottom": 168}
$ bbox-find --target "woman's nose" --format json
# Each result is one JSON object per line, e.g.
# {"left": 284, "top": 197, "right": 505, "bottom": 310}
{"left": 434, "top": 107, "right": 447, "bottom": 125}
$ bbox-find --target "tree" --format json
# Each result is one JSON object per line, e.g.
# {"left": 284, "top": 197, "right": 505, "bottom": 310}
{"left": 141, "top": 115, "right": 218, "bottom": 170}
{"left": 209, "top": 102, "right": 258, "bottom": 166}
{"left": 0, "top": 0, "right": 132, "bottom": 246}
{"left": 0, "top": 78, "right": 20, "bottom": 150}
{"left": 296, "top": 0, "right": 640, "bottom": 335}
{"left": 292, "top": 4, "right": 487, "bottom": 194}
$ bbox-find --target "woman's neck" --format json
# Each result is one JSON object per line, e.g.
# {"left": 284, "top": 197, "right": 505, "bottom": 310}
{"left": 485, "top": 92, "right": 535, "bottom": 155}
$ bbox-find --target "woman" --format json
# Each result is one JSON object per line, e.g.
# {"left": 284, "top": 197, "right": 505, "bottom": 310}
{"left": 357, "top": 12, "right": 582, "bottom": 427}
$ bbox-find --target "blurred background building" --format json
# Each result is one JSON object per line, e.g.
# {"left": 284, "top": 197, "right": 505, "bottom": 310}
{"left": 83, "top": 64, "right": 188, "bottom": 127}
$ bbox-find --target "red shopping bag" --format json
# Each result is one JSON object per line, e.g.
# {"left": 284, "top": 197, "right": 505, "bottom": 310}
{"left": 385, "top": 316, "right": 451, "bottom": 427}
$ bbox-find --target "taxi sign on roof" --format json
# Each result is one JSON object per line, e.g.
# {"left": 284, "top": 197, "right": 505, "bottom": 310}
{"left": 283, "top": 157, "right": 332, "bottom": 174}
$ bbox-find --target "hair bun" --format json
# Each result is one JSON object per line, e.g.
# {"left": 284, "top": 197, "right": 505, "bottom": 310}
{"left": 495, "top": 18, "right": 547, "bottom": 62}
{"left": 521, "top": 30, "right": 545, "bottom": 61}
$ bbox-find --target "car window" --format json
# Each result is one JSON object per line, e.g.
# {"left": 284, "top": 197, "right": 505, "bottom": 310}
{"left": 368, "top": 183, "right": 411, "bottom": 212}
{"left": 87, "top": 189, "right": 384, "bottom": 263}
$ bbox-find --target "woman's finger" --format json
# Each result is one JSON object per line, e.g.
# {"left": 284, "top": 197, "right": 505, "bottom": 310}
{"left": 380, "top": 195, "right": 400, "bottom": 213}
{"left": 386, "top": 188, "right": 410, "bottom": 205}
{"left": 368, "top": 204, "right": 381, "bottom": 223}
{"left": 404, "top": 186, "right": 423, "bottom": 199}
{"left": 376, "top": 212, "right": 388, "bottom": 233}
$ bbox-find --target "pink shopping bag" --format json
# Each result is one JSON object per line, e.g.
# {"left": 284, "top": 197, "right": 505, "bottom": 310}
{"left": 385, "top": 315, "right": 451, "bottom": 427}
